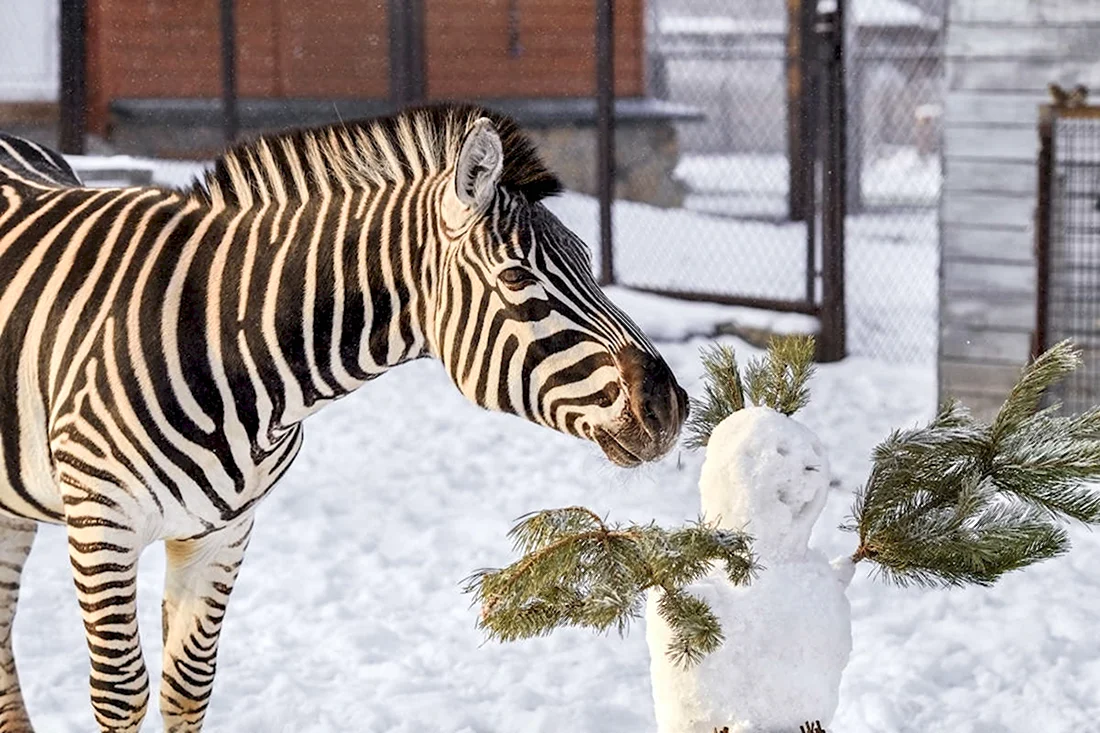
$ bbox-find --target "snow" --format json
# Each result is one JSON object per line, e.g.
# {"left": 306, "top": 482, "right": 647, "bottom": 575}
{"left": 674, "top": 147, "right": 942, "bottom": 212}
{"left": 66, "top": 155, "right": 208, "bottom": 190}
{"left": 646, "top": 409, "right": 852, "bottom": 732}
{"left": 657, "top": 17, "right": 785, "bottom": 37}
{"left": 14, "top": 155, "right": 1093, "bottom": 732}
{"left": 850, "top": 0, "right": 933, "bottom": 28}
{"left": 698, "top": 408, "right": 831, "bottom": 562}
{"left": 647, "top": 560, "right": 851, "bottom": 733}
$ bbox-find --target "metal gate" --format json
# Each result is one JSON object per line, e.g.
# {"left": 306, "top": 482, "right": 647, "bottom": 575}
{"left": 1036, "top": 97, "right": 1100, "bottom": 413}
{"left": 602, "top": 0, "right": 848, "bottom": 361}
{"left": 599, "top": 0, "right": 943, "bottom": 365}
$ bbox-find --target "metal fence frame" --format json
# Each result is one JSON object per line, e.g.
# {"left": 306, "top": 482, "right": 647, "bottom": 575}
{"left": 1036, "top": 100, "right": 1100, "bottom": 354}
{"left": 1036, "top": 99, "right": 1100, "bottom": 411}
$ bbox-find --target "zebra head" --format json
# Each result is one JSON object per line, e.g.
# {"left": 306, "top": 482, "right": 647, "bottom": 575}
{"left": 430, "top": 116, "right": 689, "bottom": 466}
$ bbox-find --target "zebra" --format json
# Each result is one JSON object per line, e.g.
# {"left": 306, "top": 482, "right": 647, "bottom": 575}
{"left": 0, "top": 104, "right": 688, "bottom": 732}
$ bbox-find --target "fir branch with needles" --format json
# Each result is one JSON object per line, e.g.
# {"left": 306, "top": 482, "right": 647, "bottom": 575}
{"left": 686, "top": 335, "right": 816, "bottom": 449}
{"left": 846, "top": 341, "right": 1100, "bottom": 587}
{"left": 465, "top": 507, "right": 755, "bottom": 668}
{"left": 744, "top": 334, "right": 817, "bottom": 417}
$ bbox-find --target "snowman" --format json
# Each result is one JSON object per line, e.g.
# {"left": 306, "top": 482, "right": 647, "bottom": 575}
{"left": 645, "top": 406, "right": 854, "bottom": 733}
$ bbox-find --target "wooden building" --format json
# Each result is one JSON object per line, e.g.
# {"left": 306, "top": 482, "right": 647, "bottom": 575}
{"left": 939, "top": 0, "right": 1100, "bottom": 416}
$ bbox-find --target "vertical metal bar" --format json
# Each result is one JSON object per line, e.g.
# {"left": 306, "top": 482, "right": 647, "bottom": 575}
{"left": 786, "top": 0, "right": 814, "bottom": 223}
{"left": 408, "top": 0, "right": 425, "bottom": 102}
{"left": 803, "top": 44, "right": 818, "bottom": 307}
{"left": 846, "top": 48, "right": 863, "bottom": 214}
{"left": 1035, "top": 105, "right": 1055, "bottom": 358}
{"left": 596, "top": 0, "right": 616, "bottom": 286}
{"left": 220, "top": 0, "right": 239, "bottom": 144}
{"left": 389, "top": 0, "right": 409, "bottom": 104}
{"left": 390, "top": 0, "right": 425, "bottom": 106}
{"left": 817, "top": 1, "right": 847, "bottom": 363}
{"left": 59, "top": 0, "right": 88, "bottom": 155}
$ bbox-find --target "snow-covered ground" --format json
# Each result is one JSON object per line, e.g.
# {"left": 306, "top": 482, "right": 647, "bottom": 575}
{"left": 674, "top": 147, "right": 942, "bottom": 216}
{"left": 15, "top": 300, "right": 1098, "bottom": 732}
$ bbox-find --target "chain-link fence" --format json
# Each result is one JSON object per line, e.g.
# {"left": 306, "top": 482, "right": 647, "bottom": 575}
{"left": 615, "top": 0, "right": 943, "bottom": 364}
{"left": 845, "top": 2, "right": 942, "bottom": 363}
{"left": 632, "top": 5, "right": 817, "bottom": 317}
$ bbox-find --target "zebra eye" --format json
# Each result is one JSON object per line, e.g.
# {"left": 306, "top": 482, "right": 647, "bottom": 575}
{"left": 499, "top": 267, "right": 538, "bottom": 290}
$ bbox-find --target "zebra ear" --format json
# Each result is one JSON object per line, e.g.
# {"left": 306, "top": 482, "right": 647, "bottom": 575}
{"left": 453, "top": 118, "right": 504, "bottom": 213}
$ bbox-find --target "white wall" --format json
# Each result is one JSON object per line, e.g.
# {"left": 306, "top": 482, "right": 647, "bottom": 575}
{"left": 0, "top": 0, "right": 59, "bottom": 101}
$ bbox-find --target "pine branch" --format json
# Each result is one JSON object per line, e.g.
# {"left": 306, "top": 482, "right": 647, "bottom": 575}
{"left": 685, "top": 344, "right": 745, "bottom": 449}
{"left": 744, "top": 335, "right": 816, "bottom": 416}
{"left": 686, "top": 336, "right": 816, "bottom": 449}
{"left": 466, "top": 508, "right": 756, "bottom": 668}
{"left": 990, "top": 340, "right": 1080, "bottom": 443}
{"left": 847, "top": 342, "right": 1100, "bottom": 587}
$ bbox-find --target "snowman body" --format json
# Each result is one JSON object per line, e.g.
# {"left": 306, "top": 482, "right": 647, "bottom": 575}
{"left": 646, "top": 407, "right": 853, "bottom": 733}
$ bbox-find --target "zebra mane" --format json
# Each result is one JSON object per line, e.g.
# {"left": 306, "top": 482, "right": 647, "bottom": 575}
{"left": 193, "top": 103, "right": 563, "bottom": 207}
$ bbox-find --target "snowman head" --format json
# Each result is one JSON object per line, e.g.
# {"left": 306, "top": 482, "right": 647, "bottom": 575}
{"left": 699, "top": 406, "right": 830, "bottom": 562}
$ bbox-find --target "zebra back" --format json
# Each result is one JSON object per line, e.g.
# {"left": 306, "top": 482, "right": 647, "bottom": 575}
{"left": 0, "top": 133, "right": 83, "bottom": 189}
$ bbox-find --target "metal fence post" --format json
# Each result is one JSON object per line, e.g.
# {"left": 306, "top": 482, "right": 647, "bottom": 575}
{"left": 390, "top": 0, "right": 426, "bottom": 106}
{"left": 219, "top": 0, "right": 239, "bottom": 144}
{"left": 596, "top": 0, "right": 616, "bottom": 286}
{"left": 1034, "top": 104, "right": 1055, "bottom": 359}
{"left": 817, "top": 1, "right": 847, "bottom": 363}
{"left": 59, "top": 0, "right": 87, "bottom": 155}
{"left": 787, "top": 0, "right": 817, "bottom": 223}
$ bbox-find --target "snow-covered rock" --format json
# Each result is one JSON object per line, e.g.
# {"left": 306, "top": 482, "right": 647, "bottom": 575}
{"left": 646, "top": 407, "right": 853, "bottom": 732}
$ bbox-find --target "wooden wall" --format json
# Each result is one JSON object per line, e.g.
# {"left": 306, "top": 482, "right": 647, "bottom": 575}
{"left": 85, "top": 0, "right": 644, "bottom": 133}
{"left": 940, "top": 0, "right": 1100, "bottom": 417}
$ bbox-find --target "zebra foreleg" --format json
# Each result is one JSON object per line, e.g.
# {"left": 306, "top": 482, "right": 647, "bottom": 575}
{"left": 159, "top": 516, "right": 253, "bottom": 733}
{"left": 0, "top": 516, "right": 35, "bottom": 733}
{"left": 56, "top": 460, "right": 152, "bottom": 726}
{"left": 60, "top": 473, "right": 149, "bottom": 733}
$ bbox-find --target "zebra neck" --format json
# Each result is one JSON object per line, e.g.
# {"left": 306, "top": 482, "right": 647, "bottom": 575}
{"left": 221, "top": 181, "right": 440, "bottom": 428}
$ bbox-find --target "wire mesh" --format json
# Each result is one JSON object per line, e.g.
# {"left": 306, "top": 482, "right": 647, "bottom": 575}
{"left": 1045, "top": 113, "right": 1100, "bottom": 414}
{"left": 634, "top": 0, "right": 813, "bottom": 309}
{"left": 628, "top": 0, "right": 942, "bottom": 363}
{"left": 844, "top": 1, "right": 942, "bottom": 363}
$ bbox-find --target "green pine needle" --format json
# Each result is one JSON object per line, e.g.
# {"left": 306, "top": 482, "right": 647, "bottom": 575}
{"left": 466, "top": 508, "right": 756, "bottom": 668}
{"left": 848, "top": 341, "right": 1100, "bottom": 587}
{"left": 744, "top": 335, "right": 816, "bottom": 416}
{"left": 685, "top": 336, "right": 816, "bottom": 449}
{"left": 685, "top": 344, "right": 745, "bottom": 449}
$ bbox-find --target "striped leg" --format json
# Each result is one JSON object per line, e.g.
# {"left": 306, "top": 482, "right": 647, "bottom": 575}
{"left": 0, "top": 516, "right": 35, "bottom": 733}
{"left": 159, "top": 517, "right": 252, "bottom": 733}
{"left": 61, "top": 476, "right": 148, "bottom": 733}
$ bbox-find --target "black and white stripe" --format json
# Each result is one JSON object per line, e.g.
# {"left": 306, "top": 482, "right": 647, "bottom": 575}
{"left": 0, "top": 104, "right": 686, "bottom": 732}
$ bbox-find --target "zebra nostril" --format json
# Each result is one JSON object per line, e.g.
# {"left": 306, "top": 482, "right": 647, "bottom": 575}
{"left": 617, "top": 343, "right": 686, "bottom": 441}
